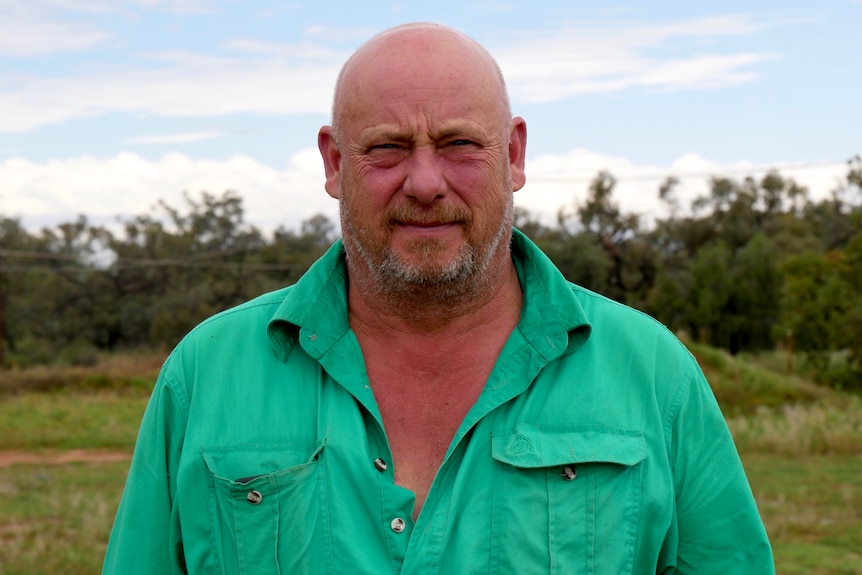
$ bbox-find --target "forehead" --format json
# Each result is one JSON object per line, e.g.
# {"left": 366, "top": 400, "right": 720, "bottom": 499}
{"left": 336, "top": 28, "right": 506, "bottom": 136}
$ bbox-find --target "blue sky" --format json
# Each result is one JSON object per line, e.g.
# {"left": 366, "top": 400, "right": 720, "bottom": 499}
{"left": 1, "top": 0, "right": 860, "bottom": 234}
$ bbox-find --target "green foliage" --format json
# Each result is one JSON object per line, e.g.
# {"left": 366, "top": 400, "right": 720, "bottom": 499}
{"left": 1, "top": 159, "right": 861, "bottom": 390}
{"left": 777, "top": 233, "right": 862, "bottom": 390}
{"left": 1, "top": 191, "right": 335, "bottom": 360}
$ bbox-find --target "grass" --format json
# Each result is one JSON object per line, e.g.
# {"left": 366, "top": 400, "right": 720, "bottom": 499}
{"left": 1, "top": 347, "right": 861, "bottom": 573}
{"left": 0, "top": 391, "right": 149, "bottom": 451}
{"left": 744, "top": 453, "right": 862, "bottom": 574}
{"left": 0, "top": 350, "right": 157, "bottom": 451}
{"left": 686, "top": 340, "right": 832, "bottom": 415}
{"left": 729, "top": 399, "right": 862, "bottom": 457}
{"left": 0, "top": 461, "right": 129, "bottom": 575}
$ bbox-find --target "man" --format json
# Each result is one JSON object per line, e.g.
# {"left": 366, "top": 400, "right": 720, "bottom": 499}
{"left": 104, "top": 23, "right": 774, "bottom": 574}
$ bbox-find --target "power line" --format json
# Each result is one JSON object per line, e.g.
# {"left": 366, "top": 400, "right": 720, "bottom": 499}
{"left": 0, "top": 261, "right": 298, "bottom": 273}
{"left": 0, "top": 249, "right": 297, "bottom": 270}
{"left": 528, "top": 159, "right": 850, "bottom": 184}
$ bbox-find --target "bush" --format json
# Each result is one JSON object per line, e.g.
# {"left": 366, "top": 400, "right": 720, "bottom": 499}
{"left": 59, "top": 340, "right": 101, "bottom": 367}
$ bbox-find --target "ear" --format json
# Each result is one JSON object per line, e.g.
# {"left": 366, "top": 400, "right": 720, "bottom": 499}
{"left": 508, "top": 117, "right": 527, "bottom": 192}
{"left": 318, "top": 126, "right": 341, "bottom": 199}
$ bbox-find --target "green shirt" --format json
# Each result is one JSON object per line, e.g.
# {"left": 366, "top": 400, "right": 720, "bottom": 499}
{"left": 103, "top": 230, "right": 774, "bottom": 574}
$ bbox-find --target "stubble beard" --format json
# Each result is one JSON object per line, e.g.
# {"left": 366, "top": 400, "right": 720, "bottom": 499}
{"left": 340, "top": 194, "right": 514, "bottom": 309}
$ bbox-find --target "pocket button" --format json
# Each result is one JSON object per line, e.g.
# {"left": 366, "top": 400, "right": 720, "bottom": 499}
{"left": 247, "top": 490, "right": 264, "bottom": 504}
{"left": 561, "top": 465, "right": 577, "bottom": 481}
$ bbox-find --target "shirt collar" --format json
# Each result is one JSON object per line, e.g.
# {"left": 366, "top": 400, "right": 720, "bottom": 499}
{"left": 266, "top": 239, "right": 351, "bottom": 362}
{"left": 509, "top": 228, "right": 592, "bottom": 360}
{"left": 266, "top": 229, "right": 592, "bottom": 362}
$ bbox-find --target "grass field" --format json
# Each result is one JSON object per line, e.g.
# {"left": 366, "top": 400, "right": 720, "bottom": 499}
{"left": 0, "top": 347, "right": 860, "bottom": 574}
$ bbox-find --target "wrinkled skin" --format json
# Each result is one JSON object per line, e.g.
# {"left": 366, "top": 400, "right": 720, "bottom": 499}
{"left": 318, "top": 23, "right": 527, "bottom": 317}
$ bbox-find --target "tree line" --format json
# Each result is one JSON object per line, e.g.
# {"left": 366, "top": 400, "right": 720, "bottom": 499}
{"left": 1, "top": 156, "right": 861, "bottom": 388}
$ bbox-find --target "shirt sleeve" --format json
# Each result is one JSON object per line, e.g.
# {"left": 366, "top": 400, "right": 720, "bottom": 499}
{"left": 102, "top": 360, "right": 190, "bottom": 575}
{"left": 659, "top": 362, "right": 775, "bottom": 574}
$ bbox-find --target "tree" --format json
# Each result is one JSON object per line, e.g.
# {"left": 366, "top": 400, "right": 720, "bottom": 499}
{"left": 776, "top": 250, "right": 855, "bottom": 385}
{"left": 556, "top": 171, "right": 656, "bottom": 304}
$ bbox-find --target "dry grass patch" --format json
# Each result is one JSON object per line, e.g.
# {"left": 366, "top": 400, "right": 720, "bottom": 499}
{"left": 0, "top": 351, "right": 165, "bottom": 395}
{"left": 729, "top": 397, "right": 862, "bottom": 456}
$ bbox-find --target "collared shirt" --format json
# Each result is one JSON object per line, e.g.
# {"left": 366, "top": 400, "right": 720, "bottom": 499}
{"left": 103, "top": 230, "right": 774, "bottom": 574}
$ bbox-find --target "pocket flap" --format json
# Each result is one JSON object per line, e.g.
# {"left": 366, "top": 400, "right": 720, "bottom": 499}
{"left": 201, "top": 442, "right": 324, "bottom": 484}
{"left": 491, "top": 425, "right": 646, "bottom": 468}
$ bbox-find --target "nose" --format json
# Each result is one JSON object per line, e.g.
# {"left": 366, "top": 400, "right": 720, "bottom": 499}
{"left": 402, "top": 146, "right": 447, "bottom": 204}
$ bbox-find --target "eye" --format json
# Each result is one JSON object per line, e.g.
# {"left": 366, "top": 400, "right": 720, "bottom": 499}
{"left": 367, "top": 142, "right": 405, "bottom": 153}
{"left": 364, "top": 142, "right": 407, "bottom": 167}
{"left": 448, "top": 139, "right": 475, "bottom": 147}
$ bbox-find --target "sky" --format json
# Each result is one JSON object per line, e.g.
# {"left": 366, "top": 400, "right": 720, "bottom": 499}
{"left": 1, "top": 0, "right": 860, "bottom": 236}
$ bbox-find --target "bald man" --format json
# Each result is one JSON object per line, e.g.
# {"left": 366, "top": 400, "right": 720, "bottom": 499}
{"left": 104, "top": 23, "right": 774, "bottom": 574}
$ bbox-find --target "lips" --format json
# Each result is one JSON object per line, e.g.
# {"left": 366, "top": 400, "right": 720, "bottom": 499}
{"left": 394, "top": 219, "right": 461, "bottom": 227}
{"left": 387, "top": 205, "right": 470, "bottom": 229}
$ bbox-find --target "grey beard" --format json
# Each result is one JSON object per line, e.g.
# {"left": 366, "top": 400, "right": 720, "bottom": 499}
{"left": 340, "top": 198, "right": 513, "bottom": 306}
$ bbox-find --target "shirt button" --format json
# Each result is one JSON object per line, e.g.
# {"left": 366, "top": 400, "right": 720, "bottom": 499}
{"left": 561, "top": 465, "right": 577, "bottom": 481}
{"left": 390, "top": 517, "right": 406, "bottom": 533}
{"left": 247, "top": 490, "right": 263, "bottom": 504}
{"left": 373, "top": 458, "right": 387, "bottom": 472}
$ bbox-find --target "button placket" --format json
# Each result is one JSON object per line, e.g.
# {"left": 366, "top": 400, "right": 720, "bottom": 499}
{"left": 390, "top": 517, "right": 406, "bottom": 533}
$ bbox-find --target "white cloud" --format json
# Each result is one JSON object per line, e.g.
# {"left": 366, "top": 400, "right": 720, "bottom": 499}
{"left": 0, "top": 14, "right": 779, "bottom": 132}
{"left": 2, "top": 148, "right": 851, "bottom": 235}
{"left": 0, "top": 0, "right": 218, "bottom": 57}
{"left": 496, "top": 15, "right": 778, "bottom": 102}
{"left": 302, "top": 24, "right": 376, "bottom": 42}
{"left": 126, "top": 130, "right": 223, "bottom": 144}
{"left": 0, "top": 150, "right": 336, "bottom": 235}
{"left": 517, "top": 150, "right": 851, "bottom": 227}
{"left": 0, "top": 48, "right": 343, "bottom": 132}
{"left": 0, "top": 2, "right": 110, "bottom": 56}
{"left": 31, "top": 0, "right": 218, "bottom": 14}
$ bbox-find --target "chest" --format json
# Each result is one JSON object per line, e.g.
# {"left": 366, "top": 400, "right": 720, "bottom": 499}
{"left": 364, "top": 353, "right": 495, "bottom": 515}
{"left": 179, "top": 356, "right": 666, "bottom": 575}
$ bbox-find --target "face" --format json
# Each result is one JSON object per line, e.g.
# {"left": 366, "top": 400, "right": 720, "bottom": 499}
{"left": 319, "top": 27, "right": 527, "bottom": 298}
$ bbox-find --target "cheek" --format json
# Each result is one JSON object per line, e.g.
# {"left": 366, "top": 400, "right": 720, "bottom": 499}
{"left": 343, "top": 161, "right": 403, "bottom": 211}
{"left": 444, "top": 158, "right": 510, "bottom": 208}
{"left": 339, "top": 181, "right": 384, "bottom": 226}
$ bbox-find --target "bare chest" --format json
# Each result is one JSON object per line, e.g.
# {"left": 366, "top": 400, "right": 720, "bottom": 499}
{"left": 364, "top": 352, "right": 497, "bottom": 518}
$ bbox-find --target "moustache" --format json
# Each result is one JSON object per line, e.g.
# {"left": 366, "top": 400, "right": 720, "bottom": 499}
{"left": 386, "top": 204, "right": 471, "bottom": 227}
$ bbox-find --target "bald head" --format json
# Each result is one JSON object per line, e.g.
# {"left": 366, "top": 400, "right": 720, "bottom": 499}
{"left": 316, "top": 22, "right": 527, "bottom": 314}
{"left": 330, "top": 23, "right": 512, "bottom": 139}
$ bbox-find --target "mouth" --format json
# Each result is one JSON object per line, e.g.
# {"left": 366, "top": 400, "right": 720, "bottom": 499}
{"left": 387, "top": 205, "right": 470, "bottom": 237}
{"left": 393, "top": 219, "right": 461, "bottom": 228}
{"left": 392, "top": 220, "right": 462, "bottom": 237}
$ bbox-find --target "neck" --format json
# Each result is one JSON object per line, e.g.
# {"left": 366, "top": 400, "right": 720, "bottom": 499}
{"left": 347, "top": 252, "right": 522, "bottom": 337}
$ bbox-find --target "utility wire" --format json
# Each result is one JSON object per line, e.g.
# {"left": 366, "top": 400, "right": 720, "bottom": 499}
{"left": 528, "top": 159, "right": 850, "bottom": 184}
{"left": 1, "top": 159, "right": 855, "bottom": 274}
{"left": 0, "top": 249, "right": 299, "bottom": 273}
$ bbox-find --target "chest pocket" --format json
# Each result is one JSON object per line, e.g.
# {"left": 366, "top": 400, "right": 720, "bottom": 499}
{"left": 490, "top": 425, "right": 646, "bottom": 575}
{"left": 201, "top": 442, "right": 331, "bottom": 575}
